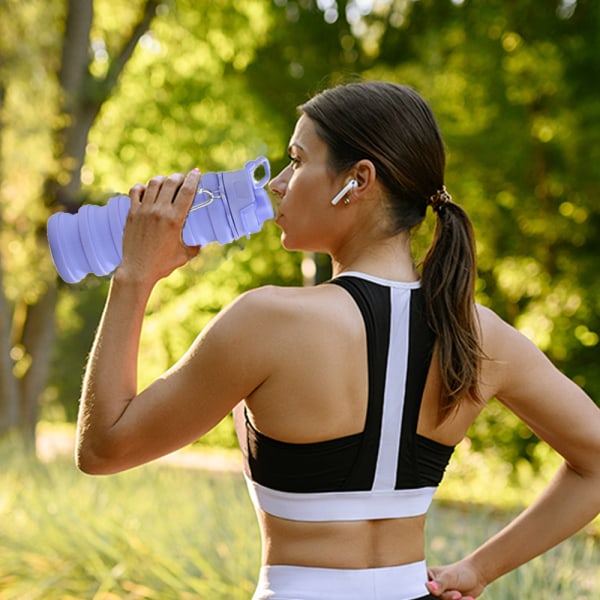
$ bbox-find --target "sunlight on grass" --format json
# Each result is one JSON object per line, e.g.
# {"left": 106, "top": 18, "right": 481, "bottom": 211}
{"left": 0, "top": 436, "right": 259, "bottom": 599}
{"left": 1, "top": 431, "right": 598, "bottom": 599}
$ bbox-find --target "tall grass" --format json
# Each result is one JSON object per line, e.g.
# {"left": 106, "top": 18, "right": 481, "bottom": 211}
{"left": 1, "top": 434, "right": 597, "bottom": 599}
{"left": 0, "top": 438, "right": 259, "bottom": 599}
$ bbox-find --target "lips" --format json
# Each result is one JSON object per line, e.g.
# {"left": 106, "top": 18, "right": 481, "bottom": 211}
{"left": 274, "top": 211, "right": 284, "bottom": 228}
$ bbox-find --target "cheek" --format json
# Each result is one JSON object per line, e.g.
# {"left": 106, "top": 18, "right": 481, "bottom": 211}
{"left": 278, "top": 201, "right": 324, "bottom": 250}
{"left": 292, "top": 208, "right": 332, "bottom": 249}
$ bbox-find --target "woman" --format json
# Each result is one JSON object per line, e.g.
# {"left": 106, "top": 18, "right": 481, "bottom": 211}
{"left": 76, "top": 81, "right": 600, "bottom": 600}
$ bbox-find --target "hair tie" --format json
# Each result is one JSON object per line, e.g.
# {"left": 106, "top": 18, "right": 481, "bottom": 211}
{"left": 428, "top": 186, "right": 452, "bottom": 213}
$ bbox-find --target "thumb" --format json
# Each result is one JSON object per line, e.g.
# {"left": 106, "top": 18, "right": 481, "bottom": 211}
{"left": 425, "top": 579, "right": 441, "bottom": 596}
{"left": 426, "top": 566, "right": 477, "bottom": 600}
{"left": 426, "top": 567, "right": 443, "bottom": 595}
{"left": 426, "top": 581, "right": 473, "bottom": 600}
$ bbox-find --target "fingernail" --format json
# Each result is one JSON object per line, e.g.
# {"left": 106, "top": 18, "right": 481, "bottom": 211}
{"left": 193, "top": 168, "right": 200, "bottom": 173}
{"left": 428, "top": 581, "right": 439, "bottom": 592}
{"left": 451, "top": 593, "right": 461, "bottom": 600}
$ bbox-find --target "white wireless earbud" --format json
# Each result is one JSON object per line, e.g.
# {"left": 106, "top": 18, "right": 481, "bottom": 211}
{"left": 330, "top": 179, "right": 358, "bottom": 206}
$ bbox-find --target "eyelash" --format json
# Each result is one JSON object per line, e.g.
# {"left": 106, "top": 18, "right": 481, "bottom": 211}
{"left": 288, "top": 154, "right": 301, "bottom": 168}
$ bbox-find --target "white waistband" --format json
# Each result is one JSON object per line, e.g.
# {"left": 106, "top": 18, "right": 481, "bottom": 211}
{"left": 254, "top": 562, "right": 430, "bottom": 600}
{"left": 245, "top": 476, "right": 436, "bottom": 522}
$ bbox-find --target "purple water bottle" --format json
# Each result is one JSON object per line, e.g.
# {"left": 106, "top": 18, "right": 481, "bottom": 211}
{"left": 47, "top": 157, "right": 272, "bottom": 283}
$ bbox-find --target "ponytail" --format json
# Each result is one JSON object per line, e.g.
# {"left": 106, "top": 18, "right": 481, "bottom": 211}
{"left": 421, "top": 197, "right": 484, "bottom": 420}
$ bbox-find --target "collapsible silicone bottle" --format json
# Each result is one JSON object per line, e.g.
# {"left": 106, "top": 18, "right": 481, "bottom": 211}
{"left": 47, "top": 157, "right": 272, "bottom": 283}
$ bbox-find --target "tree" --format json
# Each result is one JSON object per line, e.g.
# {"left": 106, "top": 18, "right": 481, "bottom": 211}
{"left": 0, "top": 0, "right": 160, "bottom": 442}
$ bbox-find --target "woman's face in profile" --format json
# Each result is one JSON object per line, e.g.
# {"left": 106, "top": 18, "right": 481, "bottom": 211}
{"left": 269, "top": 115, "right": 346, "bottom": 253}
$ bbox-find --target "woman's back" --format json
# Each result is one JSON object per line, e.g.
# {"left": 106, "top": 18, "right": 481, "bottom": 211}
{"left": 237, "top": 272, "right": 478, "bottom": 569}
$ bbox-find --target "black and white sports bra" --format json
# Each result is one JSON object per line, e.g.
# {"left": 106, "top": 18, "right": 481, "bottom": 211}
{"left": 235, "top": 272, "right": 454, "bottom": 522}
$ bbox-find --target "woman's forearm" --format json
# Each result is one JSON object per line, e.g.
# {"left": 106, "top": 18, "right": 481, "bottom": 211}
{"left": 75, "top": 170, "right": 202, "bottom": 473}
{"left": 467, "top": 461, "right": 600, "bottom": 587}
{"left": 76, "top": 273, "right": 154, "bottom": 469}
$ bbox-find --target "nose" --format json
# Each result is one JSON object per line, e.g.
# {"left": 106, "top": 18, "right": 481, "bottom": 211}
{"left": 269, "top": 166, "right": 290, "bottom": 198}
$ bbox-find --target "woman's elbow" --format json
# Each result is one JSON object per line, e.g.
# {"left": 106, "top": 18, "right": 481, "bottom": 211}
{"left": 75, "top": 439, "right": 128, "bottom": 475}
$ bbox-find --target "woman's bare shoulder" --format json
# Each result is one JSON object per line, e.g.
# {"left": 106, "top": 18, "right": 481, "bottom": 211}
{"left": 234, "top": 282, "right": 355, "bottom": 322}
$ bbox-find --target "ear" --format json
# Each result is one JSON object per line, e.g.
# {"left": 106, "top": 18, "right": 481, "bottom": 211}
{"left": 349, "top": 159, "right": 378, "bottom": 197}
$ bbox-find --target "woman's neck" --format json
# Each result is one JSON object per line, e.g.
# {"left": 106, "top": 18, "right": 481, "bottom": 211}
{"left": 331, "top": 231, "right": 419, "bottom": 282}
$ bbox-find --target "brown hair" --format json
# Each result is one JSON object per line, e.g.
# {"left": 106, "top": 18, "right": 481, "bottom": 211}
{"left": 300, "top": 81, "right": 483, "bottom": 417}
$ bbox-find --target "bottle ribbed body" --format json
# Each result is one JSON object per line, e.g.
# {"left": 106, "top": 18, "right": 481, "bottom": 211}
{"left": 47, "top": 157, "right": 272, "bottom": 283}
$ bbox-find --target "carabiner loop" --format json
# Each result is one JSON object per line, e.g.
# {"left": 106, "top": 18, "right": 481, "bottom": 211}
{"left": 189, "top": 188, "right": 217, "bottom": 212}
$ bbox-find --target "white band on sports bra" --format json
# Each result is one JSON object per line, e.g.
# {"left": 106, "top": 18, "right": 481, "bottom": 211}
{"left": 245, "top": 476, "right": 436, "bottom": 522}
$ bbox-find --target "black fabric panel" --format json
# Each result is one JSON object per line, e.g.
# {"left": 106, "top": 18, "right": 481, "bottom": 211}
{"left": 243, "top": 276, "right": 391, "bottom": 494}
{"left": 328, "top": 276, "right": 391, "bottom": 491}
{"left": 396, "top": 288, "right": 437, "bottom": 489}
{"left": 414, "top": 434, "right": 455, "bottom": 486}
{"left": 246, "top": 416, "right": 362, "bottom": 493}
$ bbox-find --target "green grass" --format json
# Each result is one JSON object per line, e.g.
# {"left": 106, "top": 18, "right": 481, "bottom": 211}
{"left": 1, "top": 433, "right": 597, "bottom": 599}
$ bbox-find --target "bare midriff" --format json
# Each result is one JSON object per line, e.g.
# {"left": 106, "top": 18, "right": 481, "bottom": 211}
{"left": 259, "top": 511, "right": 426, "bottom": 569}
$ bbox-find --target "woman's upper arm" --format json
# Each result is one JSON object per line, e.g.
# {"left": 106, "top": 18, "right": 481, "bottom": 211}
{"left": 488, "top": 311, "right": 600, "bottom": 475}
{"left": 99, "top": 286, "right": 281, "bottom": 470}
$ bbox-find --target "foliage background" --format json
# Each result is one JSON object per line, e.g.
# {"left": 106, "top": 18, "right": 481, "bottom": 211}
{"left": 1, "top": 1, "right": 599, "bottom": 597}
{"left": 1, "top": 0, "right": 598, "bottom": 463}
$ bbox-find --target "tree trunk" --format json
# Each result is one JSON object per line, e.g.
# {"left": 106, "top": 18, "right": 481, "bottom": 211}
{"left": 18, "top": 283, "right": 58, "bottom": 444}
{"left": 0, "top": 259, "right": 19, "bottom": 434}
{"left": 0, "top": 60, "right": 19, "bottom": 434}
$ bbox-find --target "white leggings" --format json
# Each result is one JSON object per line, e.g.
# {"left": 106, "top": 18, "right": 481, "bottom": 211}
{"left": 252, "top": 561, "right": 434, "bottom": 600}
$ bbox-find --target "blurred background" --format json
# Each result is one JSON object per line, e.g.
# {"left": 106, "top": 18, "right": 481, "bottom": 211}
{"left": 0, "top": 0, "right": 598, "bottom": 596}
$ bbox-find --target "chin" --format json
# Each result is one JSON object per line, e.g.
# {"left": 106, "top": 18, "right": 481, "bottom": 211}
{"left": 281, "top": 236, "right": 323, "bottom": 254}
{"left": 279, "top": 231, "right": 301, "bottom": 252}
{"left": 280, "top": 233, "right": 297, "bottom": 251}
